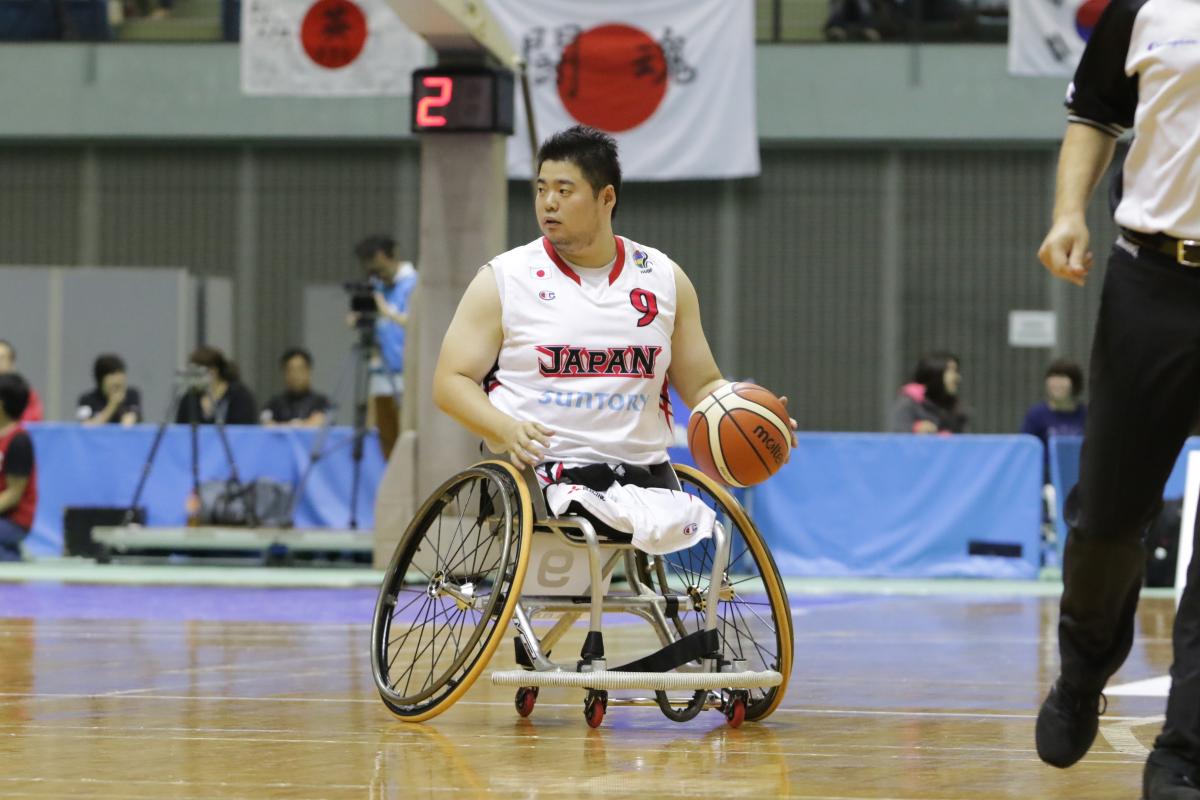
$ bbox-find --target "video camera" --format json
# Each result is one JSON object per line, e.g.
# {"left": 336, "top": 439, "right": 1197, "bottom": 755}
{"left": 343, "top": 281, "right": 378, "bottom": 314}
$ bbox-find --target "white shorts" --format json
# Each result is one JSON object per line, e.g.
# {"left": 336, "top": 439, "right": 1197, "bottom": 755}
{"left": 544, "top": 481, "right": 715, "bottom": 556}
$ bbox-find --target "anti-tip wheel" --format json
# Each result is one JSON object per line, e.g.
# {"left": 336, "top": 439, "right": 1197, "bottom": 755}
{"left": 515, "top": 686, "right": 538, "bottom": 718}
{"left": 584, "top": 690, "right": 608, "bottom": 729}
{"left": 724, "top": 690, "right": 747, "bottom": 728}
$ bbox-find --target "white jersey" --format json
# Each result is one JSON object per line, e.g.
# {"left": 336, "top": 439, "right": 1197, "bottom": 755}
{"left": 486, "top": 235, "right": 677, "bottom": 467}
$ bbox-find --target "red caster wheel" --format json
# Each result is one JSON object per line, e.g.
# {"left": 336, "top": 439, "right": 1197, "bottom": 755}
{"left": 584, "top": 690, "right": 608, "bottom": 728}
{"left": 724, "top": 691, "right": 747, "bottom": 729}
{"left": 515, "top": 686, "right": 539, "bottom": 718}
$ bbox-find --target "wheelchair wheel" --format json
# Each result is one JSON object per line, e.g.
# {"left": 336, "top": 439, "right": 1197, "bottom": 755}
{"left": 371, "top": 461, "right": 532, "bottom": 722}
{"left": 642, "top": 464, "right": 794, "bottom": 722}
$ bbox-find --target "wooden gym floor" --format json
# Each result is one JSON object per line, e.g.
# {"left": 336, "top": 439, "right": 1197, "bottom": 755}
{"left": 0, "top": 576, "right": 1177, "bottom": 799}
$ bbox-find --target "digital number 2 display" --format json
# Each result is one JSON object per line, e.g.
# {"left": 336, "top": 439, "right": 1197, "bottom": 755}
{"left": 416, "top": 76, "right": 453, "bottom": 128}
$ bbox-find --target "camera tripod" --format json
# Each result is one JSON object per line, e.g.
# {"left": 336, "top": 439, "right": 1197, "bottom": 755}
{"left": 286, "top": 319, "right": 402, "bottom": 530}
{"left": 125, "top": 367, "right": 248, "bottom": 527}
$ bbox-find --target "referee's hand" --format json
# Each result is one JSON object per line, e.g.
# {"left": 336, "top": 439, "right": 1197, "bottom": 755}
{"left": 1038, "top": 214, "right": 1095, "bottom": 287}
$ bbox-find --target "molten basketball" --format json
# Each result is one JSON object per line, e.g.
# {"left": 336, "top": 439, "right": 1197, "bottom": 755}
{"left": 687, "top": 382, "right": 791, "bottom": 488}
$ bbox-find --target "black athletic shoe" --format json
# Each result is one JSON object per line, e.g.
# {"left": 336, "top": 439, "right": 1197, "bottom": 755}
{"left": 1144, "top": 760, "right": 1200, "bottom": 800}
{"left": 1035, "top": 680, "right": 1106, "bottom": 768}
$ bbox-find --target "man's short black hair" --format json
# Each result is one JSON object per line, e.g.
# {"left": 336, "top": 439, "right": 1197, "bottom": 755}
{"left": 354, "top": 235, "right": 396, "bottom": 263}
{"left": 0, "top": 373, "right": 30, "bottom": 420}
{"left": 281, "top": 346, "right": 313, "bottom": 369}
{"left": 1046, "top": 358, "right": 1085, "bottom": 397}
{"left": 536, "top": 125, "right": 622, "bottom": 219}
{"left": 93, "top": 353, "right": 126, "bottom": 388}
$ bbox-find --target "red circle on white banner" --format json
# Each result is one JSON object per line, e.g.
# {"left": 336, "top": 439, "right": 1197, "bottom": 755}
{"left": 301, "top": 0, "right": 368, "bottom": 71}
{"left": 557, "top": 24, "right": 668, "bottom": 133}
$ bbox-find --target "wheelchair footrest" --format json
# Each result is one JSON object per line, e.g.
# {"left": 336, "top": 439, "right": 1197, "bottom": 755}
{"left": 490, "top": 669, "right": 782, "bottom": 691}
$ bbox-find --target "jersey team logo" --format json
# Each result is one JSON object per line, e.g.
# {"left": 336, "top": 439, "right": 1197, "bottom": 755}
{"left": 536, "top": 344, "right": 662, "bottom": 378}
{"left": 539, "top": 290, "right": 556, "bottom": 301}
{"left": 632, "top": 249, "right": 652, "bottom": 273}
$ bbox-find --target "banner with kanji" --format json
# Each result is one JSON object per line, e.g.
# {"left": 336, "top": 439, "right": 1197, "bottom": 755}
{"left": 486, "top": 0, "right": 759, "bottom": 180}
{"left": 1008, "top": 0, "right": 1111, "bottom": 77}
{"left": 242, "top": 0, "right": 427, "bottom": 96}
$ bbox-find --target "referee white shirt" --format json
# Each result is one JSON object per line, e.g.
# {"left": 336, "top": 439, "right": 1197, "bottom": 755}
{"left": 1066, "top": 0, "right": 1200, "bottom": 239}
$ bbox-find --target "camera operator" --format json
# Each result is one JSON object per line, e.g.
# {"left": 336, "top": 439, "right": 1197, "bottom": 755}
{"left": 175, "top": 345, "right": 258, "bottom": 426}
{"left": 353, "top": 234, "right": 417, "bottom": 459}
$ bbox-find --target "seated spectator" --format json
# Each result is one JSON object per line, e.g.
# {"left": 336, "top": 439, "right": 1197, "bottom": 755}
{"left": 175, "top": 345, "right": 258, "bottom": 426}
{"left": 0, "top": 340, "right": 43, "bottom": 422}
{"left": 1021, "top": 357, "right": 1087, "bottom": 452}
{"left": 0, "top": 374, "right": 37, "bottom": 562}
{"left": 889, "top": 351, "right": 967, "bottom": 434}
{"left": 77, "top": 354, "right": 142, "bottom": 427}
{"left": 261, "top": 347, "right": 330, "bottom": 428}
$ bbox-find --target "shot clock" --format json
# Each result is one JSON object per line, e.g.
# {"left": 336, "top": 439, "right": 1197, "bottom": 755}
{"left": 410, "top": 66, "right": 515, "bottom": 135}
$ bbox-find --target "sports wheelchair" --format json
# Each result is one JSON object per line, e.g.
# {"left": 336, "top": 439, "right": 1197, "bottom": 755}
{"left": 370, "top": 460, "right": 793, "bottom": 727}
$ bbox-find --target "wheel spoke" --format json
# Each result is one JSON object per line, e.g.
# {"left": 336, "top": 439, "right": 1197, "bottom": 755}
{"left": 437, "top": 480, "right": 479, "bottom": 577}
{"left": 729, "top": 599, "right": 776, "bottom": 667}
{"left": 423, "top": 607, "right": 465, "bottom": 693}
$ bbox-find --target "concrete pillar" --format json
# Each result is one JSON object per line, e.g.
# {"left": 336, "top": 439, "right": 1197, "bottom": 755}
{"left": 373, "top": 133, "right": 508, "bottom": 567}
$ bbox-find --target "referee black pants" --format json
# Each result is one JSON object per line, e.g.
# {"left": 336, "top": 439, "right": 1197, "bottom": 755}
{"left": 1060, "top": 240, "right": 1200, "bottom": 772}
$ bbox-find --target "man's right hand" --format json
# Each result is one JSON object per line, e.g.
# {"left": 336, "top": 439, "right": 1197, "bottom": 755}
{"left": 490, "top": 419, "right": 554, "bottom": 469}
{"left": 1038, "top": 214, "right": 1095, "bottom": 287}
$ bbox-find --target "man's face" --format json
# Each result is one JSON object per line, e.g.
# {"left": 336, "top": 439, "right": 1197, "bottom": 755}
{"left": 284, "top": 356, "right": 312, "bottom": 393}
{"left": 365, "top": 252, "right": 397, "bottom": 284}
{"left": 536, "top": 159, "right": 613, "bottom": 252}
{"left": 0, "top": 344, "right": 12, "bottom": 374}
{"left": 1046, "top": 374, "right": 1074, "bottom": 404}
{"left": 102, "top": 371, "right": 127, "bottom": 398}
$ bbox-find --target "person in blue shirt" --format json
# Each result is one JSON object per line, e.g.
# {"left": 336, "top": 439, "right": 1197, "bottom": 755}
{"left": 354, "top": 234, "right": 417, "bottom": 460}
{"left": 1021, "top": 359, "right": 1087, "bottom": 460}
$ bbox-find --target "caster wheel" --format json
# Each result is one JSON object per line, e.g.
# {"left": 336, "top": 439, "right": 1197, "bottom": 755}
{"left": 584, "top": 690, "right": 608, "bottom": 728}
{"left": 724, "top": 691, "right": 747, "bottom": 729}
{"left": 515, "top": 686, "right": 539, "bottom": 718}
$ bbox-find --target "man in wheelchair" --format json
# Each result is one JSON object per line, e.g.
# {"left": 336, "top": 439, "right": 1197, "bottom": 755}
{"left": 431, "top": 125, "right": 795, "bottom": 552}
{"left": 370, "top": 125, "right": 794, "bottom": 728}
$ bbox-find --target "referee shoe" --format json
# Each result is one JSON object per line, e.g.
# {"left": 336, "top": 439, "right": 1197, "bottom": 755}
{"left": 1035, "top": 679, "right": 1106, "bottom": 768}
{"left": 1144, "top": 760, "right": 1200, "bottom": 799}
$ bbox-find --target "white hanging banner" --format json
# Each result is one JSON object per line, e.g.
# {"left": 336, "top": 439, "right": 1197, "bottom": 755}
{"left": 485, "top": 0, "right": 760, "bottom": 180}
{"left": 1008, "top": 0, "right": 1111, "bottom": 77}
{"left": 241, "top": 0, "right": 427, "bottom": 96}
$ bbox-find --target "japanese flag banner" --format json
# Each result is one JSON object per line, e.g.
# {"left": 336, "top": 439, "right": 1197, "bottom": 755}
{"left": 1008, "top": 0, "right": 1110, "bottom": 76}
{"left": 485, "top": 0, "right": 760, "bottom": 180}
{"left": 242, "top": 0, "right": 427, "bottom": 96}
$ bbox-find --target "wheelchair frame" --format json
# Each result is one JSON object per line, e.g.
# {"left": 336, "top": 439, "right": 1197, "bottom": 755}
{"left": 371, "top": 460, "right": 792, "bottom": 728}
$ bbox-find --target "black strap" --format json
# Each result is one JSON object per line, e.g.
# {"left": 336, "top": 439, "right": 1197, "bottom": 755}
{"left": 541, "top": 461, "right": 677, "bottom": 493}
{"left": 611, "top": 628, "right": 719, "bottom": 673}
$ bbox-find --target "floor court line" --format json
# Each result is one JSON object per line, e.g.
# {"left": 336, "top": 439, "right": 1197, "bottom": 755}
{"left": 0, "top": 721, "right": 1111, "bottom": 758}
{"left": 1099, "top": 715, "right": 1164, "bottom": 757}
{"left": 0, "top": 690, "right": 1161, "bottom": 724}
{"left": 0, "top": 731, "right": 1148, "bottom": 768}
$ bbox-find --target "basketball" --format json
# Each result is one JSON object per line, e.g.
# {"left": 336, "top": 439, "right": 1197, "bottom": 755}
{"left": 687, "top": 382, "right": 792, "bottom": 488}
